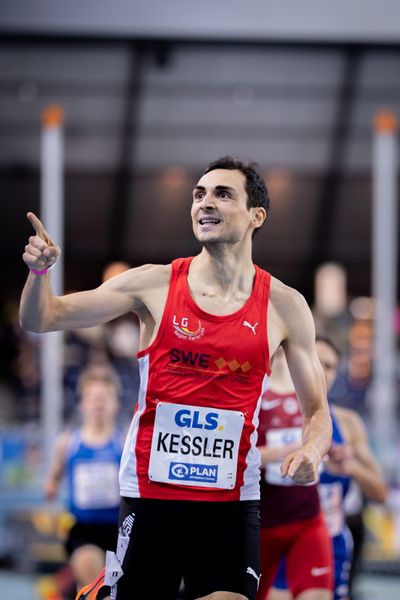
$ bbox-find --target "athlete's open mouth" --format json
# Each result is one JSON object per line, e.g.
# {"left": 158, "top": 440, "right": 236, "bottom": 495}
{"left": 199, "top": 217, "right": 221, "bottom": 225}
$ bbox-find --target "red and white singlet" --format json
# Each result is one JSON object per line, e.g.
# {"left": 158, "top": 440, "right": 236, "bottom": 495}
{"left": 119, "top": 257, "right": 271, "bottom": 501}
{"left": 257, "top": 388, "right": 320, "bottom": 526}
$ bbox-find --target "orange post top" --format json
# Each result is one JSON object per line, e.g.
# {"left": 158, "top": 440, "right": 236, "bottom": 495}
{"left": 374, "top": 110, "right": 397, "bottom": 133}
{"left": 42, "top": 105, "right": 64, "bottom": 127}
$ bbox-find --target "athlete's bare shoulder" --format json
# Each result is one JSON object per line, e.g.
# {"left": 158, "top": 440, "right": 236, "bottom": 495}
{"left": 130, "top": 263, "right": 171, "bottom": 289}
{"left": 111, "top": 263, "right": 170, "bottom": 287}
{"left": 269, "top": 275, "right": 310, "bottom": 328}
{"left": 270, "top": 275, "right": 303, "bottom": 300}
{"left": 102, "top": 263, "right": 171, "bottom": 308}
{"left": 267, "top": 275, "right": 315, "bottom": 357}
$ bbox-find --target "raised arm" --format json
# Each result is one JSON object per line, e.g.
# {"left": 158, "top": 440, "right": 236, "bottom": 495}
{"left": 20, "top": 212, "right": 168, "bottom": 332}
{"left": 271, "top": 283, "right": 332, "bottom": 483}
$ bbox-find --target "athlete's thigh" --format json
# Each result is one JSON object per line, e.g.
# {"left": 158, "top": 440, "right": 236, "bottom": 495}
{"left": 184, "top": 501, "right": 260, "bottom": 600}
{"left": 271, "top": 558, "right": 288, "bottom": 594}
{"left": 112, "top": 497, "right": 183, "bottom": 600}
{"left": 268, "top": 590, "right": 291, "bottom": 600}
{"left": 258, "top": 525, "right": 293, "bottom": 599}
{"left": 296, "top": 590, "right": 331, "bottom": 600}
{"left": 286, "top": 515, "right": 333, "bottom": 598}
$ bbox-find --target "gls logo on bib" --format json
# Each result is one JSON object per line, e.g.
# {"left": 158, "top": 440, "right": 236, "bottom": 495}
{"left": 175, "top": 409, "right": 224, "bottom": 431}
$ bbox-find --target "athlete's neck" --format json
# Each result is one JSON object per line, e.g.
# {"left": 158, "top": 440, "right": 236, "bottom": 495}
{"left": 190, "top": 246, "right": 255, "bottom": 299}
{"left": 81, "top": 422, "right": 115, "bottom": 444}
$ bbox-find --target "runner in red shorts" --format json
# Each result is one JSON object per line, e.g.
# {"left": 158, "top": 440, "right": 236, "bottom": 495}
{"left": 257, "top": 347, "right": 333, "bottom": 600}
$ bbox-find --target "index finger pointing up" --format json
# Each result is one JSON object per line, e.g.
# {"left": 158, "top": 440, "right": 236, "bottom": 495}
{"left": 27, "top": 212, "right": 52, "bottom": 245}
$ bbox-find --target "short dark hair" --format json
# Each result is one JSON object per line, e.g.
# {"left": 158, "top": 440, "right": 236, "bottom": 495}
{"left": 203, "top": 156, "right": 270, "bottom": 215}
{"left": 315, "top": 335, "right": 341, "bottom": 360}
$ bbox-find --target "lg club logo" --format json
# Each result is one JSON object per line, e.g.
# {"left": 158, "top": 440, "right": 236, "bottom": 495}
{"left": 172, "top": 315, "right": 205, "bottom": 341}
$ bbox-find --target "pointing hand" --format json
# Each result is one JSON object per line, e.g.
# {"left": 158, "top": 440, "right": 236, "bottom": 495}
{"left": 23, "top": 212, "right": 61, "bottom": 272}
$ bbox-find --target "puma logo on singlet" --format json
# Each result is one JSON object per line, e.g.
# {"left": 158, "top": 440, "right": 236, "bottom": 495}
{"left": 243, "top": 320, "right": 258, "bottom": 335}
{"left": 246, "top": 566, "right": 261, "bottom": 588}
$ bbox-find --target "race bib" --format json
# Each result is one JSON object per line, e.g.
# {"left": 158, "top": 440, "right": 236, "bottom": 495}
{"left": 73, "top": 461, "right": 120, "bottom": 509}
{"left": 319, "top": 481, "right": 344, "bottom": 536}
{"left": 265, "top": 427, "right": 302, "bottom": 486}
{"left": 148, "top": 402, "right": 244, "bottom": 489}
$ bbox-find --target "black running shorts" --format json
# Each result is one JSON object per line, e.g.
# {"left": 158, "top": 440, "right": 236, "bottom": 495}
{"left": 65, "top": 521, "right": 119, "bottom": 557}
{"left": 110, "top": 497, "right": 260, "bottom": 600}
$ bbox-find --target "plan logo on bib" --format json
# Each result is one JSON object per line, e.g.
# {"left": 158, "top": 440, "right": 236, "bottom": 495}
{"left": 169, "top": 462, "right": 218, "bottom": 484}
{"left": 172, "top": 315, "right": 205, "bottom": 341}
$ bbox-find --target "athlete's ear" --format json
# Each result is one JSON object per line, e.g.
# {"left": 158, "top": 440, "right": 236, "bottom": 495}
{"left": 252, "top": 207, "right": 267, "bottom": 229}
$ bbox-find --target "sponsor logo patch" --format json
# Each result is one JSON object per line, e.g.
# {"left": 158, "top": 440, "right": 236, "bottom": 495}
{"left": 169, "top": 462, "right": 218, "bottom": 483}
{"left": 167, "top": 348, "right": 252, "bottom": 385}
{"left": 172, "top": 315, "right": 205, "bottom": 340}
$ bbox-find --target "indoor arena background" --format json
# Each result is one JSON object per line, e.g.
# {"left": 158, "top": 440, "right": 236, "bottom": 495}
{"left": 0, "top": 2, "right": 399, "bottom": 599}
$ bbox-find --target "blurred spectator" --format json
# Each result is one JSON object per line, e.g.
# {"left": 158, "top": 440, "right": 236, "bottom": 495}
{"left": 106, "top": 315, "right": 140, "bottom": 418}
{"left": 313, "top": 263, "right": 352, "bottom": 354}
{"left": 2, "top": 299, "right": 140, "bottom": 422}
{"left": 44, "top": 366, "right": 124, "bottom": 593}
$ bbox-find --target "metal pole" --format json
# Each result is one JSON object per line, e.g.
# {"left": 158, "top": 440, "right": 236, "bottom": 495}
{"left": 372, "top": 110, "right": 398, "bottom": 474}
{"left": 40, "top": 105, "right": 65, "bottom": 472}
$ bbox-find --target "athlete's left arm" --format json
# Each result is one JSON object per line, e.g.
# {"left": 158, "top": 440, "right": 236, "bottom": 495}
{"left": 43, "top": 432, "right": 69, "bottom": 501}
{"left": 272, "top": 284, "right": 332, "bottom": 484}
{"left": 331, "top": 409, "right": 388, "bottom": 503}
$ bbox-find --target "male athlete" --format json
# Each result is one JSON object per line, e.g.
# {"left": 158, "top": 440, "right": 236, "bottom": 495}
{"left": 269, "top": 336, "right": 387, "bottom": 600}
{"left": 20, "top": 156, "right": 332, "bottom": 600}
{"left": 45, "top": 366, "right": 123, "bottom": 593}
{"left": 257, "top": 347, "right": 333, "bottom": 600}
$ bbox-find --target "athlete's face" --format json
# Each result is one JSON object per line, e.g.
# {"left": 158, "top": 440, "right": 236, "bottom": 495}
{"left": 315, "top": 341, "right": 340, "bottom": 391}
{"left": 80, "top": 380, "right": 119, "bottom": 425}
{"left": 191, "top": 169, "right": 265, "bottom": 244}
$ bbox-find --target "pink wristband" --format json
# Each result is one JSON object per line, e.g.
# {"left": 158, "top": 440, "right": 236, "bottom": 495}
{"left": 29, "top": 267, "right": 49, "bottom": 275}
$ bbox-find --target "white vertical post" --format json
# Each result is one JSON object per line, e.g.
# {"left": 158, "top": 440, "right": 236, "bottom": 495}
{"left": 40, "top": 105, "right": 65, "bottom": 471}
{"left": 372, "top": 111, "right": 398, "bottom": 473}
